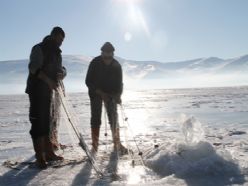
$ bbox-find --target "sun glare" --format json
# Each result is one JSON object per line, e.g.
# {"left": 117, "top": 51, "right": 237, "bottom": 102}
{"left": 124, "top": 31, "right": 132, "bottom": 41}
{"left": 114, "top": 0, "right": 142, "bottom": 3}
{"left": 113, "top": 0, "right": 150, "bottom": 41}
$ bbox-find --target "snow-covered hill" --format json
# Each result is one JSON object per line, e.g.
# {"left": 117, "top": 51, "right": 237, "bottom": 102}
{"left": 0, "top": 54, "right": 248, "bottom": 94}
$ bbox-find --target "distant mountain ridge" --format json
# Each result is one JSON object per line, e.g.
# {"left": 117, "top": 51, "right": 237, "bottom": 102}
{"left": 0, "top": 54, "right": 248, "bottom": 94}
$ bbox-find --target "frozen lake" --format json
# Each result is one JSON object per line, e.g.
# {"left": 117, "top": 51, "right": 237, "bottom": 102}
{"left": 0, "top": 86, "right": 248, "bottom": 185}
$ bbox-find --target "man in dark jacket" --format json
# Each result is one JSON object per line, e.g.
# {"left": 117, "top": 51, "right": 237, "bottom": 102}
{"left": 85, "top": 42, "right": 127, "bottom": 154}
{"left": 25, "top": 27, "right": 66, "bottom": 168}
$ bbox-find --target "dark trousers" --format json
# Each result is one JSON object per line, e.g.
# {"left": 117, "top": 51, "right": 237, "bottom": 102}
{"left": 89, "top": 94, "right": 119, "bottom": 130}
{"left": 29, "top": 92, "right": 51, "bottom": 140}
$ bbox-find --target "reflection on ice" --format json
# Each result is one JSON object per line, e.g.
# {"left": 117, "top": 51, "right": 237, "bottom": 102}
{"left": 126, "top": 166, "right": 144, "bottom": 184}
{"left": 117, "top": 161, "right": 158, "bottom": 185}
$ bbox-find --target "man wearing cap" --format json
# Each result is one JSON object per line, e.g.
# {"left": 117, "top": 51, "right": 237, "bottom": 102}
{"left": 25, "top": 27, "right": 66, "bottom": 168}
{"left": 85, "top": 42, "right": 127, "bottom": 154}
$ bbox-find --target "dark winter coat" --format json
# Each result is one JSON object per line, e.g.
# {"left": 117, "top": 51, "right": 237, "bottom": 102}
{"left": 25, "top": 36, "right": 65, "bottom": 96}
{"left": 85, "top": 56, "right": 123, "bottom": 96}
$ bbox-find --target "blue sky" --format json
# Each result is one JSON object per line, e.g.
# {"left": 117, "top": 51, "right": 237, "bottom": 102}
{"left": 0, "top": 0, "right": 248, "bottom": 62}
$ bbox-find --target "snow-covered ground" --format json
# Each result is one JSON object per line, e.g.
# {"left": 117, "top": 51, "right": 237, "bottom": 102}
{"left": 0, "top": 86, "right": 248, "bottom": 186}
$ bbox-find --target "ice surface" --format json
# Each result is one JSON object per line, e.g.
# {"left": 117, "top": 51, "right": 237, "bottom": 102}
{"left": 0, "top": 87, "right": 248, "bottom": 185}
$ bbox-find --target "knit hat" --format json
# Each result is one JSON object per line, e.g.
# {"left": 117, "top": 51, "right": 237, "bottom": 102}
{"left": 51, "top": 26, "right": 65, "bottom": 37}
{"left": 101, "top": 42, "right": 115, "bottom": 52}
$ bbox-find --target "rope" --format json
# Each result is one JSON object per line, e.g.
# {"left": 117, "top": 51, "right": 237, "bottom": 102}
{"left": 103, "top": 103, "right": 108, "bottom": 152}
{"left": 119, "top": 104, "right": 146, "bottom": 166}
{"left": 57, "top": 88, "right": 80, "bottom": 139}
{"left": 57, "top": 86, "right": 104, "bottom": 177}
{"left": 107, "top": 99, "right": 120, "bottom": 162}
{"left": 122, "top": 115, "right": 136, "bottom": 167}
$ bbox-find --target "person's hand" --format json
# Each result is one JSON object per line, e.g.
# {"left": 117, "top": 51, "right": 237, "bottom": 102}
{"left": 47, "top": 79, "right": 58, "bottom": 90}
{"left": 38, "top": 70, "right": 58, "bottom": 90}
{"left": 57, "top": 72, "right": 64, "bottom": 80}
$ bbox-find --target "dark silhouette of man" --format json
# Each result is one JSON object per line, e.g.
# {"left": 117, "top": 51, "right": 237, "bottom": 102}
{"left": 86, "top": 42, "right": 127, "bottom": 154}
{"left": 25, "top": 27, "right": 66, "bottom": 168}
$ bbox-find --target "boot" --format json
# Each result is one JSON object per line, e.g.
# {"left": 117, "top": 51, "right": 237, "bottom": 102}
{"left": 112, "top": 128, "right": 128, "bottom": 155}
{"left": 51, "top": 142, "right": 60, "bottom": 151}
{"left": 50, "top": 128, "right": 60, "bottom": 151}
{"left": 91, "top": 127, "right": 100, "bottom": 152}
{"left": 32, "top": 137, "right": 47, "bottom": 169}
{"left": 50, "top": 120, "right": 60, "bottom": 151}
{"left": 44, "top": 136, "right": 64, "bottom": 161}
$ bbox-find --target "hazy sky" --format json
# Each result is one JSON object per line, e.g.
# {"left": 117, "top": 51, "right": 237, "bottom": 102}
{"left": 0, "top": 0, "right": 248, "bottom": 62}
